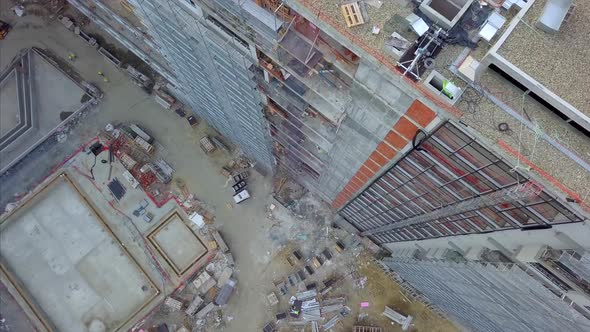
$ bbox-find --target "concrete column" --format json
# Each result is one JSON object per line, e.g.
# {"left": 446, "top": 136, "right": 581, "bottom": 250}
{"left": 447, "top": 241, "right": 466, "bottom": 256}
{"left": 554, "top": 231, "right": 586, "bottom": 252}
{"left": 414, "top": 243, "right": 426, "bottom": 253}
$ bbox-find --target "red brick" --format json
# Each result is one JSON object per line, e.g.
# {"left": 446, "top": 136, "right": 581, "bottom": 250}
{"left": 349, "top": 176, "right": 364, "bottom": 188}
{"left": 364, "top": 159, "right": 382, "bottom": 173}
{"left": 384, "top": 130, "right": 408, "bottom": 150}
{"left": 354, "top": 175, "right": 368, "bottom": 186}
{"left": 376, "top": 142, "right": 397, "bottom": 159}
{"left": 344, "top": 183, "right": 357, "bottom": 194}
{"left": 349, "top": 180, "right": 362, "bottom": 192}
{"left": 334, "top": 193, "right": 346, "bottom": 202}
{"left": 341, "top": 191, "right": 353, "bottom": 200}
{"left": 405, "top": 100, "right": 437, "bottom": 127}
{"left": 369, "top": 151, "right": 388, "bottom": 167}
{"left": 340, "top": 183, "right": 353, "bottom": 196}
{"left": 331, "top": 201, "right": 343, "bottom": 209}
{"left": 332, "top": 197, "right": 344, "bottom": 206}
{"left": 393, "top": 117, "right": 419, "bottom": 140}
{"left": 358, "top": 165, "right": 375, "bottom": 178}
{"left": 339, "top": 196, "right": 350, "bottom": 205}
{"left": 354, "top": 171, "right": 369, "bottom": 183}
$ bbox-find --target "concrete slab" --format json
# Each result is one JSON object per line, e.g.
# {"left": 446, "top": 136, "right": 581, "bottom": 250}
{"left": 0, "top": 174, "right": 158, "bottom": 332}
{"left": 0, "top": 49, "right": 89, "bottom": 173}
{"left": 148, "top": 212, "right": 208, "bottom": 276}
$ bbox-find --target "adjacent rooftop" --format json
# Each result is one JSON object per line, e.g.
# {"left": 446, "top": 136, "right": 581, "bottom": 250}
{"left": 497, "top": 0, "right": 589, "bottom": 115}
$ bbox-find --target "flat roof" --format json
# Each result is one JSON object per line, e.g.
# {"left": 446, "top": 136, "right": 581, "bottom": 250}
{"left": 498, "top": 0, "right": 589, "bottom": 114}
{"left": 0, "top": 174, "right": 159, "bottom": 331}
{"left": 309, "top": 0, "right": 416, "bottom": 60}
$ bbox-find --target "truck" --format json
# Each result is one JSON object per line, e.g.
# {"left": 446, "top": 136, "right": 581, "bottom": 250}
{"left": 232, "top": 189, "right": 250, "bottom": 204}
{"left": 214, "top": 279, "right": 237, "bottom": 306}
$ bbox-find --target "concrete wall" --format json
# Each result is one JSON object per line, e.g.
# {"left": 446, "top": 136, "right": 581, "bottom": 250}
{"left": 331, "top": 98, "right": 441, "bottom": 210}
{"left": 310, "top": 50, "right": 443, "bottom": 201}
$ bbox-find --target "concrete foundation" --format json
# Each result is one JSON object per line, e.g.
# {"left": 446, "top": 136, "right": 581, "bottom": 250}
{"left": 0, "top": 174, "right": 158, "bottom": 332}
{"left": 148, "top": 211, "right": 208, "bottom": 276}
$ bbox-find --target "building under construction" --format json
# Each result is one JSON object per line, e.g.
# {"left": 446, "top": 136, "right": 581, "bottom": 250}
{"left": 67, "top": 0, "right": 590, "bottom": 329}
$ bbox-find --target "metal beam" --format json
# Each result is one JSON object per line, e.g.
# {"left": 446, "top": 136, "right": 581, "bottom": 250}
{"left": 361, "top": 182, "right": 543, "bottom": 236}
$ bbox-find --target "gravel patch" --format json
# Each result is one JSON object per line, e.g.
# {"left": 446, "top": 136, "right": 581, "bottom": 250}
{"left": 457, "top": 84, "right": 590, "bottom": 206}
{"left": 498, "top": 0, "right": 590, "bottom": 113}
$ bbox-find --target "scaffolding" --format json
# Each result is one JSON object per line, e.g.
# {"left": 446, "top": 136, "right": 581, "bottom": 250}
{"left": 383, "top": 257, "right": 590, "bottom": 332}
{"left": 362, "top": 181, "right": 544, "bottom": 236}
{"left": 340, "top": 121, "right": 585, "bottom": 244}
{"left": 127, "top": 0, "right": 276, "bottom": 173}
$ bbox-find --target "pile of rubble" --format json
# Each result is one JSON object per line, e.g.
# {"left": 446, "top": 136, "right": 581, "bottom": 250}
{"left": 141, "top": 229, "right": 238, "bottom": 332}
{"left": 262, "top": 240, "right": 359, "bottom": 331}
{"left": 264, "top": 287, "right": 351, "bottom": 332}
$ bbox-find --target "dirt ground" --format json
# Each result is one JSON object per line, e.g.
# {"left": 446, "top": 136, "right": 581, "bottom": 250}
{"left": 0, "top": 4, "right": 457, "bottom": 332}
{"left": 340, "top": 254, "right": 458, "bottom": 332}
{"left": 252, "top": 213, "right": 459, "bottom": 332}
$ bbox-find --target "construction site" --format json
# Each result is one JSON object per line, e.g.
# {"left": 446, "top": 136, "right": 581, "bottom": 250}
{"left": 1, "top": 0, "right": 589, "bottom": 331}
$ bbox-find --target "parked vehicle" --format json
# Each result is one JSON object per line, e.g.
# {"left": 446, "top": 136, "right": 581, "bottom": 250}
{"left": 233, "top": 189, "right": 250, "bottom": 204}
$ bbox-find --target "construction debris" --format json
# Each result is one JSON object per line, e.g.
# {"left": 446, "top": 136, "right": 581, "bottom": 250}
{"left": 164, "top": 297, "right": 182, "bottom": 312}
{"left": 211, "top": 230, "right": 230, "bottom": 253}
{"left": 341, "top": 2, "right": 365, "bottom": 27}
{"left": 217, "top": 267, "right": 233, "bottom": 286}
{"left": 196, "top": 302, "right": 218, "bottom": 319}
{"left": 267, "top": 292, "right": 279, "bottom": 306}
{"left": 262, "top": 322, "right": 276, "bottom": 332}
{"left": 353, "top": 326, "right": 383, "bottom": 332}
{"left": 311, "top": 321, "right": 319, "bottom": 332}
{"left": 301, "top": 298, "right": 321, "bottom": 321}
{"left": 199, "top": 136, "right": 216, "bottom": 154}
{"left": 321, "top": 297, "right": 346, "bottom": 314}
{"left": 295, "top": 289, "right": 317, "bottom": 301}
{"left": 383, "top": 306, "right": 413, "bottom": 331}
{"left": 154, "top": 89, "right": 175, "bottom": 110}
{"left": 322, "top": 313, "right": 342, "bottom": 330}
{"left": 287, "top": 249, "right": 303, "bottom": 266}
{"left": 185, "top": 296, "right": 204, "bottom": 316}
{"left": 192, "top": 271, "right": 217, "bottom": 294}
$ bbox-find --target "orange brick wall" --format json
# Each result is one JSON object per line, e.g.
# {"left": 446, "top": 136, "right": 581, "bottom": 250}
{"left": 331, "top": 100, "right": 437, "bottom": 210}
